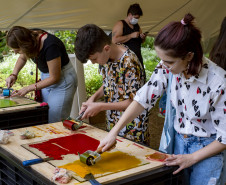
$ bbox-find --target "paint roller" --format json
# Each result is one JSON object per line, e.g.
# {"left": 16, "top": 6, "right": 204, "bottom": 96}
{"left": 2, "top": 88, "right": 13, "bottom": 97}
{"left": 78, "top": 141, "right": 117, "bottom": 166}
{"left": 62, "top": 111, "right": 85, "bottom": 131}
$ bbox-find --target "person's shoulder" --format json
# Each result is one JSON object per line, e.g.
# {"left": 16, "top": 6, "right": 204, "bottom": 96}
{"left": 122, "top": 49, "right": 140, "bottom": 65}
{"left": 46, "top": 33, "right": 59, "bottom": 41}
{"left": 44, "top": 34, "right": 62, "bottom": 47}
{"left": 206, "top": 58, "right": 226, "bottom": 87}
{"left": 113, "top": 20, "right": 123, "bottom": 28}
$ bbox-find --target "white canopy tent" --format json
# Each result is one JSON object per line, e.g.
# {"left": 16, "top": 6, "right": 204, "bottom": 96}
{"left": 1, "top": 0, "right": 225, "bottom": 44}
{"left": 0, "top": 0, "right": 225, "bottom": 117}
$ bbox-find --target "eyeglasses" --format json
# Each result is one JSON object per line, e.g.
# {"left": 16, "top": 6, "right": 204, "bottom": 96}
{"left": 158, "top": 60, "right": 177, "bottom": 72}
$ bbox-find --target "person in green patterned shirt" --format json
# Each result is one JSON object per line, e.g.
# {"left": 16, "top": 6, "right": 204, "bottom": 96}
{"left": 75, "top": 24, "right": 149, "bottom": 144}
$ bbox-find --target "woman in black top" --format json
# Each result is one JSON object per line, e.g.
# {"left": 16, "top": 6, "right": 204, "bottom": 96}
{"left": 6, "top": 26, "right": 77, "bottom": 123}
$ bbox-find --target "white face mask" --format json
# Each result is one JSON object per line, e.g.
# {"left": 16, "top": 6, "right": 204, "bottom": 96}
{"left": 130, "top": 18, "right": 138, "bottom": 25}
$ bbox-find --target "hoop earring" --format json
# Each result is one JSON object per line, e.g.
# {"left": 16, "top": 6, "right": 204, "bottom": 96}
{"left": 187, "top": 63, "right": 190, "bottom": 70}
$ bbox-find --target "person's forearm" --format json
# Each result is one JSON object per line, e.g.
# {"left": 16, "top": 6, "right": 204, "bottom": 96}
{"left": 89, "top": 85, "right": 104, "bottom": 102}
{"left": 31, "top": 76, "right": 60, "bottom": 91}
{"left": 110, "top": 101, "right": 145, "bottom": 135}
{"left": 12, "top": 55, "right": 27, "bottom": 75}
{"left": 112, "top": 34, "right": 131, "bottom": 44}
{"left": 191, "top": 140, "right": 226, "bottom": 164}
{"left": 100, "top": 99, "right": 132, "bottom": 111}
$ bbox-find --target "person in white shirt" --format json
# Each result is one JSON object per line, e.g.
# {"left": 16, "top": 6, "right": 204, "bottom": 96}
{"left": 98, "top": 13, "right": 226, "bottom": 185}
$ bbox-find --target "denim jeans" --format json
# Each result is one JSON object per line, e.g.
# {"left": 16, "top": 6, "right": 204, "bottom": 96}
{"left": 220, "top": 150, "right": 226, "bottom": 185}
{"left": 174, "top": 132, "right": 223, "bottom": 185}
{"left": 41, "top": 62, "right": 77, "bottom": 123}
{"left": 159, "top": 91, "right": 167, "bottom": 116}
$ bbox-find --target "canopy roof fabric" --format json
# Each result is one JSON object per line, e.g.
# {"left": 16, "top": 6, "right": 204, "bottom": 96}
{"left": 0, "top": 0, "right": 225, "bottom": 45}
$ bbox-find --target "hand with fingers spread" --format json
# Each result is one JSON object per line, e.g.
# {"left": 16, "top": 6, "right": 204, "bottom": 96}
{"left": 98, "top": 132, "right": 118, "bottom": 153}
{"left": 11, "top": 86, "right": 33, "bottom": 97}
{"left": 164, "top": 154, "right": 196, "bottom": 174}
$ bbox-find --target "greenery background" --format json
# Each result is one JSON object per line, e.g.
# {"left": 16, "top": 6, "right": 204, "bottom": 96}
{"left": 0, "top": 30, "right": 158, "bottom": 99}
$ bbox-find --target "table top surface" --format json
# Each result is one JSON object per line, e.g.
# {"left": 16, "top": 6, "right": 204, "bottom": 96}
{"left": 0, "top": 121, "right": 168, "bottom": 185}
{"left": 0, "top": 96, "right": 39, "bottom": 114}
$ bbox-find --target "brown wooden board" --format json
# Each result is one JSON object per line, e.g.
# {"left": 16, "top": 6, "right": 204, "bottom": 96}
{"left": 0, "top": 122, "right": 167, "bottom": 185}
{"left": 22, "top": 135, "right": 149, "bottom": 182}
{"left": 0, "top": 96, "right": 39, "bottom": 114}
{"left": 0, "top": 96, "right": 37, "bottom": 109}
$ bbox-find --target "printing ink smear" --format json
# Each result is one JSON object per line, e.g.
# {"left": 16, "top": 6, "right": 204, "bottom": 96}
{"left": 59, "top": 151, "right": 143, "bottom": 178}
{"left": 29, "top": 134, "right": 100, "bottom": 160}
{"left": 145, "top": 152, "right": 168, "bottom": 162}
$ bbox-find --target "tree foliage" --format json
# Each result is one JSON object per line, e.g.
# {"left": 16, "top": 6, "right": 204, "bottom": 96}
{"left": 54, "top": 30, "right": 76, "bottom": 53}
{"left": 0, "top": 31, "right": 10, "bottom": 60}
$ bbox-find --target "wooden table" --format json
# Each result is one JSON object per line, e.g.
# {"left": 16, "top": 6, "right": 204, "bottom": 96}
{"left": 0, "top": 122, "right": 184, "bottom": 185}
{"left": 0, "top": 96, "right": 48, "bottom": 129}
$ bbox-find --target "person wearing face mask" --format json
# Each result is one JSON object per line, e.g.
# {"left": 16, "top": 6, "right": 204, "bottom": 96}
{"left": 111, "top": 3, "right": 146, "bottom": 71}
{"left": 75, "top": 24, "right": 149, "bottom": 145}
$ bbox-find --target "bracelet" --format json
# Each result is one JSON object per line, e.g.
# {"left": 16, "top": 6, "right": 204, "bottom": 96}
{"left": 35, "top": 83, "right": 37, "bottom": 91}
{"left": 10, "top": 74, "right": 17, "bottom": 80}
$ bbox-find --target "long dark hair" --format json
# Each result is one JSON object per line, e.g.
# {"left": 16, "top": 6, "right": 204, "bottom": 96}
{"left": 154, "top": 13, "right": 203, "bottom": 76}
{"left": 7, "top": 26, "right": 42, "bottom": 58}
{"left": 209, "top": 17, "right": 226, "bottom": 70}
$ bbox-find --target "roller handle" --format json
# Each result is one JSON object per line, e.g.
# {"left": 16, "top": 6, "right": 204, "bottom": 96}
{"left": 89, "top": 179, "right": 102, "bottom": 185}
{"left": 23, "top": 158, "right": 43, "bottom": 166}
{"left": 75, "top": 111, "right": 85, "bottom": 121}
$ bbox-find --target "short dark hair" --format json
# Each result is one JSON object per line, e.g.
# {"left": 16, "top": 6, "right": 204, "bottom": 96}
{"left": 74, "top": 24, "right": 111, "bottom": 63}
{"left": 154, "top": 13, "right": 203, "bottom": 76}
{"left": 127, "top": 3, "right": 143, "bottom": 16}
{"left": 7, "top": 26, "right": 40, "bottom": 58}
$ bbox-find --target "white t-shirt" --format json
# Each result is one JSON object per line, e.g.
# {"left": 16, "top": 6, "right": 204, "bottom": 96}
{"left": 134, "top": 57, "right": 226, "bottom": 144}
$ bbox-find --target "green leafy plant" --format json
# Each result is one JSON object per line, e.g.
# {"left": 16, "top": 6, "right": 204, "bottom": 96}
{"left": 0, "top": 31, "right": 10, "bottom": 60}
{"left": 142, "top": 36, "right": 155, "bottom": 49}
{"left": 0, "top": 53, "right": 36, "bottom": 98}
{"left": 142, "top": 48, "right": 160, "bottom": 81}
{"left": 84, "top": 62, "right": 103, "bottom": 98}
{"left": 54, "top": 30, "right": 76, "bottom": 53}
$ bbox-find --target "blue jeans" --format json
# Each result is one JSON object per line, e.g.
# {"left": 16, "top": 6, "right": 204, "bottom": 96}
{"left": 221, "top": 150, "right": 226, "bottom": 185}
{"left": 41, "top": 62, "right": 77, "bottom": 123}
{"left": 159, "top": 91, "right": 167, "bottom": 116}
{"left": 174, "top": 132, "right": 223, "bottom": 185}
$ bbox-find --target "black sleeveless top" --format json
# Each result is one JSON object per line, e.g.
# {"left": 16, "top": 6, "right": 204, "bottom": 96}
{"left": 121, "top": 20, "right": 143, "bottom": 68}
{"left": 31, "top": 29, "right": 69, "bottom": 73}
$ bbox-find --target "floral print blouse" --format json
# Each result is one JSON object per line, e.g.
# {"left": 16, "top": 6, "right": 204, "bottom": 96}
{"left": 99, "top": 48, "right": 149, "bottom": 144}
{"left": 134, "top": 57, "right": 226, "bottom": 144}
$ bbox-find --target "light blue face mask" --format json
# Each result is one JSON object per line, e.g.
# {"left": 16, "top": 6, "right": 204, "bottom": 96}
{"left": 130, "top": 18, "right": 138, "bottom": 25}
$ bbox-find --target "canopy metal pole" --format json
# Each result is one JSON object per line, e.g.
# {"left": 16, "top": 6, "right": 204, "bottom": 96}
{"left": 7, "top": 0, "right": 44, "bottom": 29}
{"left": 145, "top": 0, "right": 192, "bottom": 33}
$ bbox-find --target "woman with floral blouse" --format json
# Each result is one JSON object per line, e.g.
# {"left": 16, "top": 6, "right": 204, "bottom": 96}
{"left": 99, "top": 13, "right": 226, "bottom": 185}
